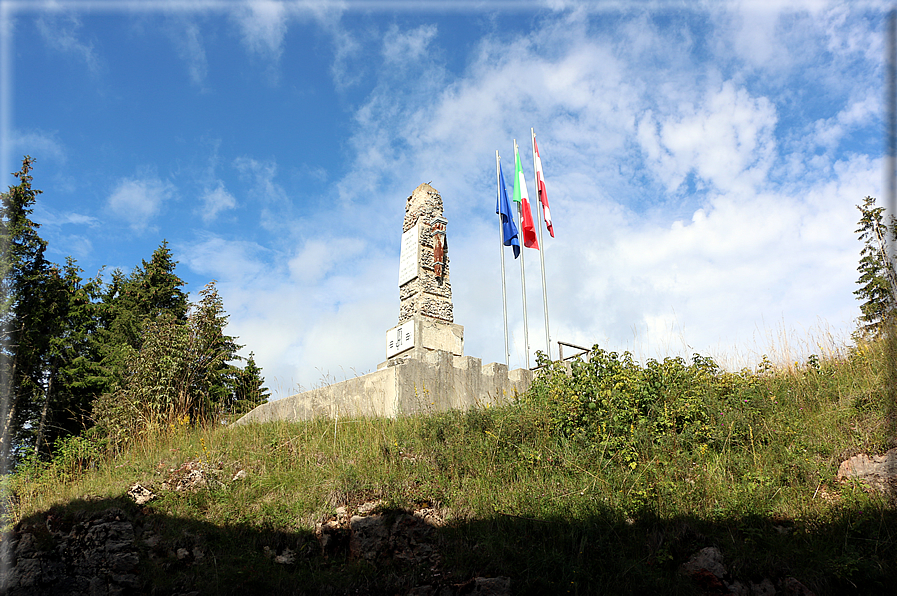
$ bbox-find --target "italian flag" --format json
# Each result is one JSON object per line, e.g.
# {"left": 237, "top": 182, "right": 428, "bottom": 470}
{"left": 513, "top": 143, "right": 539, "bottom": 250}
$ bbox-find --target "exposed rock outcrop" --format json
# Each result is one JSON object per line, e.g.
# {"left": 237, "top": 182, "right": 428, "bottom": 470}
{"left": 1, "top": 507, "right": 140, "bottom": 596}
{"left": 837, "top": 447, "right": 897, "bottom": 496}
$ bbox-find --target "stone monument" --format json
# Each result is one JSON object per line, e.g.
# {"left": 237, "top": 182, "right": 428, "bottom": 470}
{"left": 233, "top": 183, "right": 532, "bottom": 426}
{"left": 385, "top": 183, "right": 464, "bottom": 361}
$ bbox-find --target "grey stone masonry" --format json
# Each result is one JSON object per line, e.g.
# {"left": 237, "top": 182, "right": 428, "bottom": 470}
{"left": 400, "top": 183, "right": 453, "bottom": 324}
{"left": 231, "top": 181, "right": 536, "bottom": 428}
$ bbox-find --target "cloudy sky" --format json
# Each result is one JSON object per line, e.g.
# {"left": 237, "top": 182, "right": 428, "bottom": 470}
{"left": 1, "top": 0, "right": 888, "bottom": 398}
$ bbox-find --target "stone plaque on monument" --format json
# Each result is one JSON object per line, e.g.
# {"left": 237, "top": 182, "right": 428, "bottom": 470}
{"left": 386, "top": 320, "right": 416, "bottom": 358}
{"left": 398, "top": 220, "right": 420, "bottom": 287}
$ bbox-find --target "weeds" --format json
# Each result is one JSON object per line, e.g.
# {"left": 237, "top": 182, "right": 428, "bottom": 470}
{"left": 3, "top": 336, "right": 895, "bottom": 594}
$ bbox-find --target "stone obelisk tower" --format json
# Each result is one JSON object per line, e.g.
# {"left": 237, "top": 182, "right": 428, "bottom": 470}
{"left": 385, "top": 183, "right": 464, "bottom": 360}
{"left": 233, "top": 181, "right": 533, "bottom": 427}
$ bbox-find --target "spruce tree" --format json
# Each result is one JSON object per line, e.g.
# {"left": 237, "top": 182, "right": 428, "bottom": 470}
{"left": 233, "top": 352, "right": 270, "bottom": 416}
{"left": 0, "top": 157, "right": 54, "bottom": 461}
{"left": 854, "top": 196, "right": 897, "bottom": 337}
{"left": 96, "top": 241, "right": 189, "bottom": 392}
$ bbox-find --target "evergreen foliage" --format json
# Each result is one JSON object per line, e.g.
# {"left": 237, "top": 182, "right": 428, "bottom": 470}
{"left": 0, "top": 157, "right": 268, "bottom": 465}
{"left": 96, "top": 241, "right": 189, "bottom": 393}
{"left": 854, "top": 195, "right": 897, "bottom": 337}
{"left": 233, "top": 352, "right": 270, "bottom": 417}
{"left": 1, "top": 156, "right": 57, "bottom": 462}
{"left": 92, "top": 281, "right": 265, "bottom": 447}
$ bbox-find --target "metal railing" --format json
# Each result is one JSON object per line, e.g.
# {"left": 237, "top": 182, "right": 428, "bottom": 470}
{"left": 557, "top": 341, "right": 592, "bottom": 363}
{"left": 529, "top": 341, "right": 593, "bottom": 370}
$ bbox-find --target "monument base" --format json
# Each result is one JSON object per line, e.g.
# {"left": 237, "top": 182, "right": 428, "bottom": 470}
{"left": 233, "top": 350, "right": 533, "bottom": 425}
{"left": 384, "top": 313, "right": 463, "bottom": 362}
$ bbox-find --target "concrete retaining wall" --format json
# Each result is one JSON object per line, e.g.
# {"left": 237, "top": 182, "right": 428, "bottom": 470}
{"left": 233, "top": 350, "right": 532, "bottom": 425}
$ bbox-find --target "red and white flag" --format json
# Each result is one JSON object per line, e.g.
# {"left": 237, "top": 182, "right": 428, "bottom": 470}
{"left": 533, "top": 138, "right": 554, "bottom": 238}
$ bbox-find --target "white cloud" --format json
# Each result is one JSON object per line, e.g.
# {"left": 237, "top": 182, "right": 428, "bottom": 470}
{"left": 11, "top": 130, "right": 66, "bottom": 164}
{"left": 638, "top": 81, "right": 778, "bottom": 195}
{"left": 234, "top": 156, "right": 292, "bottom": 232}
{"left": 179, "top": 234, "right": 270, "bottom": 285}
{"left": 232, "top": 0, "right": 288, "bottom": 59}
{"left": 107, "top": 174, "right": 174, "bottom": 230}
{"left": 811, "top": 91, "right": 879, "bottom": 150}
{"left": 200, "top": 181, "right": 237, "bottom": 222}
{"left": 169, "top": 19, "right": 208, "bottom": 88}
{"left": 180, "top": 231, "right": 393, "bottom": 398}
{"left": 34, "top": 208, "right": 98, "bottom": 227}
{"left": 306, "top": 7, "right": 875, "bottom": 379}
{"left": 382, "top": 23, "right": 438, "bottom": 66}
{"left": 162, "top": 6, "right": 882, "bottom": 393}
{"left": 35, "top": 12, "right": 101, "bottom": 74}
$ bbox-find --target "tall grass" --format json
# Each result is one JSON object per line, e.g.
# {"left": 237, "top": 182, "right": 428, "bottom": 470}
{"left": 3, "top": 335, "right": 895, "bottom": 594}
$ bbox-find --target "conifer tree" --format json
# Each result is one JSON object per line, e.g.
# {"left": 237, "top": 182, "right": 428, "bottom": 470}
{"left": 0, "top": 157, "right": 55, "bottom": 461}
{"left": 855, "top": 195, "right": 897, "bottom": 337}
{"left": 233, "top": 352, "right": 270, "bottom": 416}
{"left": 96, "top": 241, "right": 189, "bottom": 393}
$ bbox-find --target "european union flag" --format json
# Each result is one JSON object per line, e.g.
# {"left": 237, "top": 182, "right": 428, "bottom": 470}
{"left": 496, "top": 163, "right": 520, "bottom": 259}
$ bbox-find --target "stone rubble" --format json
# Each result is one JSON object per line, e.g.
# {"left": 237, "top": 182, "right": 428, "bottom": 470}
{"left": 126, "top": 482, "right": 155, "bottom": 505}
{"left": 681, "top": 545, "right": 817, "bottom": 596}
{"left": 1, "top": 507, "right": 141, "bottom": 596}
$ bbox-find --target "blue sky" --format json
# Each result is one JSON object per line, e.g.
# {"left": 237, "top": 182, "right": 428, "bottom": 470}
{"left": 1, "top": 0, "right": 889, "bottom": 398}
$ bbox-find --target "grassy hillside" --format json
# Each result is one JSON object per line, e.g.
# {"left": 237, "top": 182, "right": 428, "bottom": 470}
{"left": 3, "top": 337, "right": 895, "bottom": 595}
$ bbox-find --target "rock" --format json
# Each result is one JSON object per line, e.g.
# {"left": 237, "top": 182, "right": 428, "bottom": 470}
{"left": 357, "top": 500, "right": 382, "bottom": 515}
{"left": 315, "top": 519, "right": 349, "bottom": 556}
{"left": 682, "top": 546, "right": 727, "bottom": 579}
{"left": 349, "top": 514, "right": 390, "bottom": 561}
{"left": 837, "top": 448, "right": 897, "bottom": 494}
{"left": 681, "top": 547, "right": 729, "bottom": 594}
{"left": 231, "top": 469, "right": 247, "bottom": 481}
{"left": 456, "top": 576, "right": 512, "bottom": 595}
{"left": 750, "top": 578, "right": 775, "bottom": 596}
{"left": 274, "top": 548, "right": 295, "bottom": 565}
{"left": 1, "top": 508, "right": 142, "bottom": 595}
{"left": 163, "top": 461, "right": 220, "bottom": 492}
{"left": 127, "top": 483, "right": 155, "bottom": 505}
{"left": 414, "top": 507, "right": 446, "bottom": 527}
{"left": 781, "top": 576, "right": 816, "bottom": 596}
{"left": 391, "top": 513, "right": 436, "bottom": 564}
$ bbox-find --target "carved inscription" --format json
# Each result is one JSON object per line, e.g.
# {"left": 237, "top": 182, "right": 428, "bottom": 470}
{"left": 398, "top": 222, "right": 420, "bottom": 286}
{"left": 386, "top": 320, "right": 415, "bottom": 358}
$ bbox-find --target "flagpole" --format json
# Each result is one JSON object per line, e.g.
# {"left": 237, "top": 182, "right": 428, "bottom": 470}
{"left": 532, "top": 128, "right": 551, "bottom": 361}
{"left": 496, "top": 150, "right": 510, "bottom": 368}
{"left": 514, "top": 139, "right": 531, "bottom": 370}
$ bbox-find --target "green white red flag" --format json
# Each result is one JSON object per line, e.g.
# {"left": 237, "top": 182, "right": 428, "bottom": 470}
{"left": 513, "top": 143, "right": 539, "bottom": 249}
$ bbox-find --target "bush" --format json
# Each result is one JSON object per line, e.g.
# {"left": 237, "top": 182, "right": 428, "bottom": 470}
{"left": 525, "top": 347, "right": 761, "bottom": 466}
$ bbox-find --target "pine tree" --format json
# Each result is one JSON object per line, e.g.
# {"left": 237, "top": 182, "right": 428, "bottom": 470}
{"left": 93, "top": 281, "right": 256, "bottom": 443}
{"left": 0, "top": 156, "right": 56, "bottom": 462}
{"left": 1, "top": 159, "right": 107, "bottom": 460}
{"left": 854, "top": 195, "right": 897, "bottom": 337}
{"left": 233, "top": 352, "right": 270, "bottom": 417}
{"left": 96, "top": 241, "right": 189, "bottom": 393}
{"left": 187, "top": 281, "right": 242, "bottom": 420}
{"left": 35, "top": 258, "right": 105, "bottom": 453}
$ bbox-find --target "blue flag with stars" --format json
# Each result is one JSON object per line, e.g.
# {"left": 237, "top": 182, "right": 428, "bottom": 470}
{"left": 496, "top": 163, "right": 520, "bottom": 259}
